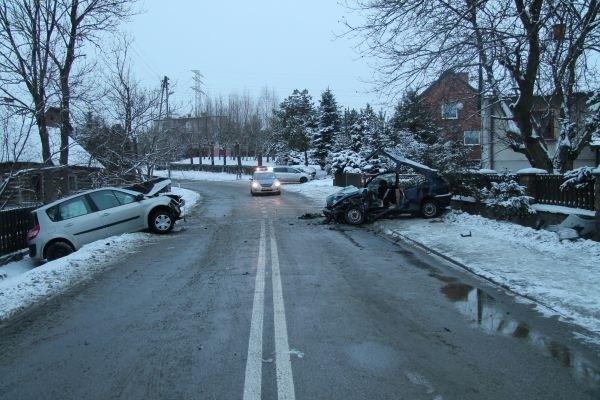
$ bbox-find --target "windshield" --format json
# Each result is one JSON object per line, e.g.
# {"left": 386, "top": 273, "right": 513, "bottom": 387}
{"left": 338, "top": 185, "right": 360, "bottom": 195}
{"left": 254, "top": 172, "right": 276, "bottom": 180}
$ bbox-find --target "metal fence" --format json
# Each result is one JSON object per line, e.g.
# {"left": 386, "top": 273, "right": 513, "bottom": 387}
{"left": 0, "top": 206, "right": 35, "bottom": 257}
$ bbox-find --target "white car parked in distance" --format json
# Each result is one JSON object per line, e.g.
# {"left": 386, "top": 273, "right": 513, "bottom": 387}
{"left": 272, "top": 166, "right": 311, "bottom": 183}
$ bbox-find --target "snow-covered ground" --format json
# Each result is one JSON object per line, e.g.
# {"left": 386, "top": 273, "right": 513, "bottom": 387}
{"left": 1, "top": 170, "right": 599, "bottom": 347}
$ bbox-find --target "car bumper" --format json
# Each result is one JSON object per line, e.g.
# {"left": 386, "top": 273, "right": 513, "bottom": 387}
{"left": 28, "top": 244, "right": 37, "bottom": 259}
{"left": 252, "top": 188, "right": 280, "bottom": 194}
{"left": 435, "top": 193, "right": 452, "bottom": 207}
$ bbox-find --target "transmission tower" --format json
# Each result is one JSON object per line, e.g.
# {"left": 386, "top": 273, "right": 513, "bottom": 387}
{"left": 191, "top": 70, "right": 205, "bottom": 117}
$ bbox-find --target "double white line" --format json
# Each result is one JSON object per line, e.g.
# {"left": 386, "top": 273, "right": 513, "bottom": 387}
{"left": 243, "top": 219, "right": 296, "bottom": 400}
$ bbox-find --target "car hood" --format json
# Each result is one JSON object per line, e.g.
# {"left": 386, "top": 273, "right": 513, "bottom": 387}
{"left": 326, "top": 186, "right": 361, "bottom": 207}
{"left": 256, "top": 178, "right": 276, "bottom": 184}
{"left": 124, "top": 178, "right": 171, "bottom": 196}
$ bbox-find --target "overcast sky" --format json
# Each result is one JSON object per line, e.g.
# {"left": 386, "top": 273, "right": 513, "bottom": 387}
{"left": 125, "top": 0, "right": 381, "bottom": 114}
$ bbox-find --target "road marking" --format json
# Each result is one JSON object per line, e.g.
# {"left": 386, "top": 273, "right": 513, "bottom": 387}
{"left": 269, "top": 220, "right": 296, "bottom": 400}
{"left": 243, "top": 220, "right": 266, "bottom": 400}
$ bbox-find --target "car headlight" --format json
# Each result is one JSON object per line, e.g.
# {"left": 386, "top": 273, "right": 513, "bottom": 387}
{"left": 274, "top": 180, "right": 281, "bottom": 187}
{"left": 252, "top": 182, "right": 260, "bottom": 188}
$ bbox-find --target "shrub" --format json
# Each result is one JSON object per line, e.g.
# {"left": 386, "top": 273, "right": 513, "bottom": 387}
{"left": 560, "top": 167, "right": 596, "bottom": 191}
{"left": 480, "top": 180, "right": 536, "bottom": 219}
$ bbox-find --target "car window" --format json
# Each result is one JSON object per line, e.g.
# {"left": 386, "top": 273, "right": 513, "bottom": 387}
{"left": 273, "top": 167, "right": 285, "bottom": 173}
{"left": 88, "top": 190, "right": 122, "bottom": 211}
{"left": 113, "top": 190, "right": 137, "bottom": 205}
{"left": 367, "top": 173, "right": 396, "bottom": 190}
{"left": 47, "top": 196, "right": 93, "bottom": 221}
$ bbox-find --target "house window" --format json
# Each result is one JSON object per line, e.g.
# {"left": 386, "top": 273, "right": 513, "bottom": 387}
{"left": 441, "top": 102, "right": 460, "bottom": 119}
{"left": 68, "top": 175, "right": 77, "bottom": 191}
{"left": 464, "top": 130, "right": 481, "bottom": 146}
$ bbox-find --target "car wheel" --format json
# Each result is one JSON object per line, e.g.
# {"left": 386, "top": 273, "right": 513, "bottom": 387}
{"left": 299, "top": 177, "right": 308, "bottom": 183}
{"left": 150, "top": 209, "right": 175, "bottom": 233}
{"left": 344, "top": 206, "right": 365, "bottom": 225}
{"left": 46, "top": 241, "right": 74, "bottom": 261}
{"left": 420, "top": 199, "right": 439, "bottom": 218}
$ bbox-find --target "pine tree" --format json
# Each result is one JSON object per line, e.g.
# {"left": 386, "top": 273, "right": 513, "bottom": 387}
{"left": 390, "top": 90, "right": 439, "bottom": 145}
{"left": 338, "top": 108, "right": 359, "bottom": 151}
{"left": 313, "top": 89, "right": 341, "bottom": 168}
{"left": 272, "top": 89, "right": 316, "bottom": 165}
{"left": 391, "top": 90, "right": 471, "bottom": 173}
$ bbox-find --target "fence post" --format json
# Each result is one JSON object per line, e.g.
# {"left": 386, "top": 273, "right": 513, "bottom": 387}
{"left": 334, "top": 170, "right": 344, "bottom": 187}
{"left": 594, "top": 170, "right": 600, "bottom": 241}
{"left": 517, "top": 172, "right": 538, "bottom": 199}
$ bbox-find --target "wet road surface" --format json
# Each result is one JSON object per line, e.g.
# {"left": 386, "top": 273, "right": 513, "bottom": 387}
{"left": 0, "top": 180, "right": 599, "bottom": 399}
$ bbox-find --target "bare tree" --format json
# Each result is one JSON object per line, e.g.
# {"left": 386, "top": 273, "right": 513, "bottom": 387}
{"left": 102, "top": 34, "right": 161, "bottom": 179}
{"left": 52, "top": 0, "right": 137, "bottom": 166}
{"left": 345, "top": 0, "right": 600, "bottom": 172}
{"left": 0, "top": 0, "right": 60, "bottom": 165}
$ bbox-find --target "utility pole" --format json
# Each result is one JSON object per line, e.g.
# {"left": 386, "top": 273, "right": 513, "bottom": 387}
{"left": 159, "top": 76, "right": 170, "bottom": 119}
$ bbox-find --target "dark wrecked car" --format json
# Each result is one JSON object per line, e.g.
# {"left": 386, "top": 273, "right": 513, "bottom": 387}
{"left": 323, "top": 149, "right": 452, "bottom": 225}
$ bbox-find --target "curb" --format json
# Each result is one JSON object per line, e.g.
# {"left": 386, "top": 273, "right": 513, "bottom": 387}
{"left": 0, "top": 249, "right": 28, "bottom": 267}
{"left": 373, "top": 225, "right": 564, "bottom": 317}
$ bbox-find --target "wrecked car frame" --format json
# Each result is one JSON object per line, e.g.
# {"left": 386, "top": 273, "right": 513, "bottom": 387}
{"left": 323, "top": 149, "right": 452, "bottom": 225}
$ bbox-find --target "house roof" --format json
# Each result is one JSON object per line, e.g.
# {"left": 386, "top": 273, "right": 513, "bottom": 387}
{"left": 1, "top": 126, "right": 103, "bottom": 168}
{"left": 419, "top": 70, "right": 479, "bottom": 99}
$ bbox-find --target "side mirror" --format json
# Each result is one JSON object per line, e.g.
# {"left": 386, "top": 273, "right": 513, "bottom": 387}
{"left": 135, "top": 193, "right": 144, "bottom": 202}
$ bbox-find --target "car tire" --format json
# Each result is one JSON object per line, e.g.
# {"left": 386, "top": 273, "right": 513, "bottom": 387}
{"left": 344, "top": 206, "right": 365, "bottom": 225}
{"left": 299, "top": 177, "right": 308, "bottom": 183}
{"left": 150, "top": 209, "right": 175, "bottom": 234}
{"left": 46, "top": 241, "right": 74, "bottom": 261}
{"left": 420, "top": 199, "right": 439, "bottom": 218}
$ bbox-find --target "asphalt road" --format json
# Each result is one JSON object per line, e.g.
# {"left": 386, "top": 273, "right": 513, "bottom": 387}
{"left": 0, "top": 180, "right": 599, "bottom": 399}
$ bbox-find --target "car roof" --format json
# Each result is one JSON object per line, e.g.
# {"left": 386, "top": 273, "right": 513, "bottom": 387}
{"left": 34, "top": 186, "right": 138, "bottom": 211}
{"left": 365, "top": 147, "right": 439, "bottom": 175}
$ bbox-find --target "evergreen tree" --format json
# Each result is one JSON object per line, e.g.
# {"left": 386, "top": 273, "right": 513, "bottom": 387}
{"left": 390, "top": 90, "right": 471, "bottom": 173}
{"left": 314, "top": 89, "right": 341, "bottom": 168}
{"left": 355, "top": 104, "right": 388, "bottom": 156}
{"left": 272, "top": 89, "right": 316, "bottom": 165}
{"left": 390, "top": 90, "right": 439, "bottom": 145}
{"left": 338, "top": 108, "right": 359, "bottom": 151}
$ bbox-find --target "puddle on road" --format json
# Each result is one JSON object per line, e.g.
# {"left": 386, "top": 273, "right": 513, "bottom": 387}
{"left": 440, "top": 281, "right": 600, "bottom": 390}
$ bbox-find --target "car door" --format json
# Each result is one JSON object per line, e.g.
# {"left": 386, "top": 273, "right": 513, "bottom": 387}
{"left": 273, "top": 167, "right": 290, "bottom": 182}
{"left": 86, "top": 190, "right": 145, "bottom": 237}
{"left": 51, "top": 195, "right": 102, "bottom": 248}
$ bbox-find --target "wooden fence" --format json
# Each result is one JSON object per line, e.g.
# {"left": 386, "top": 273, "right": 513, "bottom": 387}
{"left": 533, "top": 174, "right": 595, "bottom": 210}
{"left": 0, "top": 206, "right": 35, "bottom": 257}
{"left": 449, "top": 172, "right": 596, "bottom": 211}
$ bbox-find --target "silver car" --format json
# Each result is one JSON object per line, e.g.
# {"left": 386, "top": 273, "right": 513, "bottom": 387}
{"left": 27, "top": 180, "right": 183, "bottom": 261}
{"left": 272, "top": 166, "right": 311, "bottom": 183}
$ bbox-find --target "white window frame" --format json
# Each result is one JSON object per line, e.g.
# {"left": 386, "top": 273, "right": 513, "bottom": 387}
{"left": 441, "top": 102, "right": 459, "bottom": 119}
{"left": 463, "top": 130, "right": 481, "bottom": 146}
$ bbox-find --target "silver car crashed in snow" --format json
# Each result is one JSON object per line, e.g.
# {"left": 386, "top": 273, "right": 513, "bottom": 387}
{"left": 27, "top": 178, "right": 184, "bottom": 261}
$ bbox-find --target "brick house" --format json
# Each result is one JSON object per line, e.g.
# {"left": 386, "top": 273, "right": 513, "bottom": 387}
{"left": 419, "top": 70, "right": 482, "bottom": 164}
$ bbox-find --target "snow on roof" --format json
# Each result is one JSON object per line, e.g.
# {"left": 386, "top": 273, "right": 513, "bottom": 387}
{"left": 2, "top": 126, "right": 102, "bottom": 168}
